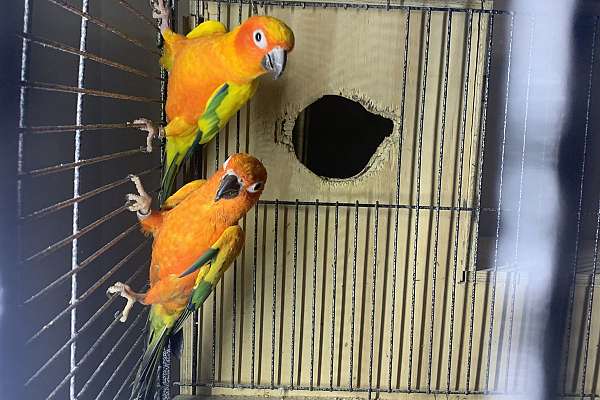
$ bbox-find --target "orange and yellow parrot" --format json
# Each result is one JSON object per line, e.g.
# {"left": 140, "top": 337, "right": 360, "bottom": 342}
{"left": 136, "top": 0, "right": 293, "bottom": 203}
{"left": 107, "top": 153, "right": 267, "bottom": 400}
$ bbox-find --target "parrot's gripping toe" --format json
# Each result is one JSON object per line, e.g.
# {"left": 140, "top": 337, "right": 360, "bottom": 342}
{"left": 150, "top": 0, "right": 171, "bottom": 32}
{"left": 131, "top": 118, "right": 163, "bottom": 153}
{"left": 126, "top": 193, "right": 151, "bottom": 214}
{"left": 126, "top": 174, "right": 152, "bottom": 218}
{"left": 107, "top": 282, "right": 141, "bottom": 322}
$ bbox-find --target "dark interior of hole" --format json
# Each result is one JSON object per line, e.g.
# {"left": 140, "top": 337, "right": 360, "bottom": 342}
{"left": 293, "top": 95, "right": 393, "bottom": 179}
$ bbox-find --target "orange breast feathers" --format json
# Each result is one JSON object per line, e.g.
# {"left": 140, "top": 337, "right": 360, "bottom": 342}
{"left": 164, "top": 31, "right": 264, "bottom": 125}
{"left": 142, "top": 185, "right": 224, "bottom": 308}
{"left": 149, "top": 186, "right": 221, "bottom": 282}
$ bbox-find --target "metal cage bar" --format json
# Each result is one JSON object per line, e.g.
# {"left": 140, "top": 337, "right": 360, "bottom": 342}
{"left": 18, "top": 0, "right": 165, "bottom": 399}
{"left": 561, "top": 15, "right": 600, "bottom": 396}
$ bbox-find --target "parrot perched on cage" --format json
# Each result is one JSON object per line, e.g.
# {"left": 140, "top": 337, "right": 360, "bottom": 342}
{"left": 135, "top": 0, "right": 293, "bottom": 203}
{"left": 106, "top": 153, "right": 267, "bottom": 400}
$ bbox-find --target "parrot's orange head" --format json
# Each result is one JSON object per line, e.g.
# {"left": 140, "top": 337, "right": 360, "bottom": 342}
{"left": 234, "top": 16, "right": 295, "bottom": 79}
{"left": 214, "top": 153, "right": 267, "bottom": 215}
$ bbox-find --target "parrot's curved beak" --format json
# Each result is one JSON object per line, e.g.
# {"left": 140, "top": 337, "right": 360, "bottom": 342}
{"left": 262, "top": 47, "right": 287, "bottom": 79}
{"left": 215, "top": 173, "right": 242, "bottom": 201}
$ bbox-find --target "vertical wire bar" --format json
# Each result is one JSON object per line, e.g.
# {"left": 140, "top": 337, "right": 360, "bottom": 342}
{"left": 210, "top": 2, "right": 223, "bottom": 371}
{"left": 231, "top": 239, "right": 237, "bottom": 388}
{"left": 231, "top": 0, "right": 243, "bottom": 377}
{"left": 192, "top": 296, "right": 199, "bottom": 394}
{"left": 158, "top": 1, "right": 168, "bottom": 205}
{"left": 368, "top": 202, "right": 380, "bottom": 399}
{"left": 161, "top": 3, "right": 173, "bottom": 398}
{"left": 17, "top": 0, "right": 31, "bottom": 220}
{"left": 504, "top": 15, "right": 535, "bottom": 391}
{"left": 232, "top": 0, "right": 243, "bottom": 156}
{"left": 290, "top": 200, "right": 299, "bottom": 389}
{"left": 193, "top": 6, "right": 203, "bottom": 392}
{"left": 310, "top": 200, "right": 319, "bottom": 390}
{"left": 466, "top": 11, "right": 495, "bottom": 394}
{"left": 270, "top": 200, "right": 279, "bottom": 388}
{"left": 212, "top": 253, "right": 219, "bottom": 385}
{"left": 485, "top": 14, "right": 515, "bottom": 393}
{"left": 447, "top": 9, "right": 473, "bottom": 394}
{"left": 230, "top": 43, "right": 238, "bottom": 383}
{"left": 389, "top": 9, "right": 410, "bottom": 392}
{"left": 251, "top": 204, "right": 258, "bottom": 387}
{"left": 212, "top": 116, "right": 221, "bottom": 388}
{"left": 329, "top": 203, "right": 339, "bottom": 390}
{"left": 580, "top": 198, "right": 600, "bottom": 396}
{"left": 197, "top": 298, "right": 204, "bottom": 387}
{"left": 349, "top": 201, "right": 359, "bottom": 391}
{"left": 408, "top": 8, "right": 432, "bottom": 392}
{"left": 561, "top": 16, "right": 599, "bottom": 394}
{"left": 427, "top": 10, "right": 452, "bottom": 393}
{"left": 70, "top": 2, "right": 89, "bottom": 397}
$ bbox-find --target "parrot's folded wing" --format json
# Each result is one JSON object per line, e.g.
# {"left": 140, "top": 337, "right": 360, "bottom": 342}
{"left": 172, "top": 225, "right": 245, "bottom": 334}
{"left": 197, "top": 80, "right": 259, "bottom": 145}
{"left": 186, "top": 20, "right": 227, "bottom": 39}
{"left": 162, "top": 179, "right": 207, "bottom": 210}
{"left": 159, "top": 82, "right": 230, "bottom": 202}
{"left": 196, "top": 83, "right": 230, "bottom": 145}
{"left": 160, "top": 79, "right": 258, "bottom": 203}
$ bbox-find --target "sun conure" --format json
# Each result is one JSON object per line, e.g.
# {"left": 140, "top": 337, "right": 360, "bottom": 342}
{"left": 135, "top": 0, "right": 293, "bottom": 204}
{"left": 107, "top": 153, "right": 267, "bottom": 400}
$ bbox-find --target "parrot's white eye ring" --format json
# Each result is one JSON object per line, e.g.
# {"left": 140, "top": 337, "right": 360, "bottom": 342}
{"left": 247, "top": 181, "right": 264, "bottom": 193}
{"left": 253, "top": 29, "right": 267, "bottom": 49}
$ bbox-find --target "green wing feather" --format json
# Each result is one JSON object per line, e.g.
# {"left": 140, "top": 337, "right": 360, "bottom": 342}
{"left": 160, "top": 80, "right": 258, "bottom": 204}
{"left": 160, "top": 84, "right": 230, "bottom": 204}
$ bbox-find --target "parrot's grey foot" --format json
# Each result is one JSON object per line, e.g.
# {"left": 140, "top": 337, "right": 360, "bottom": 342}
{"left": 150, "top": 0, "right": 171, "bottom": 32}
{"left": 125, "top": 174, "right": 152, "bottom": 219}
{"left": 106, "top": 282, "right": 144, "bottom": 322}
{"left": 131, "top": 118, "right": 163, "bottom": 153}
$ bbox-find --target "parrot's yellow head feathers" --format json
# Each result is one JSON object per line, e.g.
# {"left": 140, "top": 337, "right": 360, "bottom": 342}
{"left": 213, "top": 153, "right": 267, "bottom": 215}
{"left": 234, "top": 16, "right": 295, "bottom": 79}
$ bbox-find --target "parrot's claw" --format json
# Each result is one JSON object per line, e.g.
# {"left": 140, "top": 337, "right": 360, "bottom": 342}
{"left": 126, "top": 175, "right": 152, "bottom": 216}
{"left": 126, "top": 193, "right": 152, "bottom": 214}
{"left": 107, "top": 282, "right": 140, "bottom": 322}
{"left": 131, "top": 118, "right": 163, "bottom": 153}
{"left": 150, "top": 0, "right": 171, "bottom": 32}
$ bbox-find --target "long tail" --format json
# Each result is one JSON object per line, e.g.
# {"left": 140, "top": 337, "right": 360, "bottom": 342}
{"left": 159, "top": 153, "right": 181, "bottom": 205}
{"left": 160, "top": 134, "right": 204, "bottom": 205}
{"left": 130, "top": 325, "right": 169, "bottom": 400}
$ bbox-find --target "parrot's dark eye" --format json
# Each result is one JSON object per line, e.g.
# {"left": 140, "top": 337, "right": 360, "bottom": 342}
{"left": 247, "top": 181, "right": 264, "bottom": 193}
{"left": 253, "top": 29, "right": 267, "bottom": 49}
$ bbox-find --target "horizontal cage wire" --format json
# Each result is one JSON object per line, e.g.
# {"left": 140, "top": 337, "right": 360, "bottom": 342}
{"left": 13, "top": 1, "right": 600, "bottom": 400}
{"left": 17, "top": 0, "right": 167, "bottom": 399}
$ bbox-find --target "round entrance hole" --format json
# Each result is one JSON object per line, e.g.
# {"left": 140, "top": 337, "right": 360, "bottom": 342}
{"left": 292, "top": 95, "right": 393, "bottom": 179}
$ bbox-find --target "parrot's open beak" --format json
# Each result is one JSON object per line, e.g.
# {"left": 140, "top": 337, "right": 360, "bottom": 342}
{"left": 215, "top": 173, "right": 242, "bottom": 201}
{"left": 262, "top": 47, "right": 287, "bottom": 79}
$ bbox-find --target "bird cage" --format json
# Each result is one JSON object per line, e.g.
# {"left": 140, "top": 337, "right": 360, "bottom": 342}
{"left": 8, "top": 0, "right": 600, "bottom": 400}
